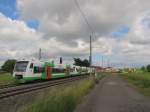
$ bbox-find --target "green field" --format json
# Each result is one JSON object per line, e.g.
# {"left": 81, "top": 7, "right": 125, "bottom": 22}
{"left": 0, "top": 73, "right": 16, "bottom": 86}
{"left": 121, "top": 72, "right": 150, "bottom": 96}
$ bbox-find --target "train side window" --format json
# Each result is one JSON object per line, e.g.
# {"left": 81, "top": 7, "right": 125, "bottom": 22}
{"left": 39, "top": 67, "right": 45, "bottom": 73}
{"left": 34, "top": 66, "right": 44, "bottom": 73}
{"left": 30, "top": 63, "right": 33, "bottom": 69}
{"left": 34, "top": 66, "right": 38, "bottom": 73}
{"left": 52, "top": 68, "right": 65, "bottom": 73}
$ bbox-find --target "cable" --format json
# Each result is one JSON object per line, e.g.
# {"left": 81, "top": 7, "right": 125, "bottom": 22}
{"left": 73, "top": 0, "right": 96, "bottom": 40}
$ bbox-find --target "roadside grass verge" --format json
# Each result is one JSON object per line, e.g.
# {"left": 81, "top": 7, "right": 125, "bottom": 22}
{"left": 94, "top": 72, "right": 109, "bottom": 83}
{"left": 0, "top": 73, "right": 16, "bottom": 86}
{"left": 120, "top": 72, "right": 150, "bottom": 96}
{"left": 24, "top": 75, "right": 104, "bottom": 112}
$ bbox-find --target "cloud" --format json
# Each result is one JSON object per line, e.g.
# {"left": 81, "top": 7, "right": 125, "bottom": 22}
{"left": 0, "top": 0, "right": 150, "bottom": 67}
{"left": 0, "top": 13, "right": 43, "bottom": 61}
{"left": 18, "top": 0, "right": 143, "bottom": 44}
{"left": 114, "top": 11, "right": 150, "bottom": 66}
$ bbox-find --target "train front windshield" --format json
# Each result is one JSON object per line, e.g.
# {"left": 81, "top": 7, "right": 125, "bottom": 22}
{"left": 14, "top": 61, "right": 29, "bottom": 72}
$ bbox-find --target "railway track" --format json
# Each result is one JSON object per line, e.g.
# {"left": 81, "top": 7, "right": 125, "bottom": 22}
{"left": 0, "top": 79, "right": 46, "bottom": 90}
{"left": 0, "top": 83, "right": 19, "bottom": 89}
{"left": 0, "top": 75, "right": 89, "bottom": 99}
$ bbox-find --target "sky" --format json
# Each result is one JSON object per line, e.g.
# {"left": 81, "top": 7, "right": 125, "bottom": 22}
{"left": 0, "top": 0, "right": 150, "bottom": 67}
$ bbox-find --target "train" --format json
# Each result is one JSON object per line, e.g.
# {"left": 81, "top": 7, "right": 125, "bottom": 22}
{"left": 13, "top": 59, "right": 95, "bottom": 82}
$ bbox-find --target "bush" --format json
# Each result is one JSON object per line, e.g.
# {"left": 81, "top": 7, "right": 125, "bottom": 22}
{"left": 1, "top": 59, "right": 16, "bottom": 74}
{"left": 146, "top": 65, "right": 150, "bottom": 72}
{"left": 141, "top": 66, "right": 146, "bottom": 71}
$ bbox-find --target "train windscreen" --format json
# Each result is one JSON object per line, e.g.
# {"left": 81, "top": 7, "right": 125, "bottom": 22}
{"left": 14, "top": 61, "right": 29, "bottom": 72}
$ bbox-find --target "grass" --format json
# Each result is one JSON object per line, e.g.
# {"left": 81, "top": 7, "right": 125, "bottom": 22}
{"left": 0, "top": 73, "right": 16, "bottom": 86}
{"left": 24, "top": 77, "right": 97, "bottom": 112}
{"left": 24, "top": 73, "right": 108, "bottom": 112}
{"left": 94, "top": 72, "right": 109, "bottom": 83}
{"left": 121, "top": 72, "right": 150, "bottom": 96}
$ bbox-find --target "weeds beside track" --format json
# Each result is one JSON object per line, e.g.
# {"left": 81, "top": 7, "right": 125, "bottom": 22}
{"left": 0, "top": 75, "right": 89, "bottom": 99}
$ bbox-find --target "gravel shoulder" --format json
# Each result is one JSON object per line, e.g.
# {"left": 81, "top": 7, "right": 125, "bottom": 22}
{"left": 75, "top": 75, "right": 150, "bottom": 112}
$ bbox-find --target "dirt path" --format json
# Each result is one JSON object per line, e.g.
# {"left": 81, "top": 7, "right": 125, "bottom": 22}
{"left": 75, "top": 75, "right": 150, "bottom": 112}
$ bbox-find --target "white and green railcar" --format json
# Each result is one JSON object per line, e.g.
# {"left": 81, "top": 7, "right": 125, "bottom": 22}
{"left": 13, "top": 60, "right": 92, "bottom": 82}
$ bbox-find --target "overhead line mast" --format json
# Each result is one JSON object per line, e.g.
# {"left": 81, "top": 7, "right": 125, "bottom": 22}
{"left": 39, "top": 48, "right": 42, "bottom": 60}
{"left": 90, "top": 35, "right": 92, "bottom": 67}
{"left": 73, "top": 0, "right": 96, "bottom": 67}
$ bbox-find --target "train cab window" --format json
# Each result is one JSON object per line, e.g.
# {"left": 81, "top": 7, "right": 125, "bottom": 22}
{"left": 14, "top": 61, "right": 28, "bottom": 72}
{"left": 30, "top": 63, "right": 33, "bottom": 69}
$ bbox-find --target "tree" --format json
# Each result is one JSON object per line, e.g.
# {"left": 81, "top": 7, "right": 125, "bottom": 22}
{"left": 73, "top": 58, "right": 82, "bottom": 66}
{"left": 82, "top": 59, "right": 90, "bottom": 67}
{"left": 1, "top": 59, "right": 16, "bottom": 74}
{"left": 141, "top": 66, "right": 146, "bottom": 71}
{"left": 74, "top": 58, "right": 90, "bottom": 67}
{"left": 146, "top": 65, "right": 150, "bottom": 72}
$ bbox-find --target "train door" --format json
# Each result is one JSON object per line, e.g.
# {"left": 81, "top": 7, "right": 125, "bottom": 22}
{"left": 46, "top": 66, "right": 51, "bottom": 80}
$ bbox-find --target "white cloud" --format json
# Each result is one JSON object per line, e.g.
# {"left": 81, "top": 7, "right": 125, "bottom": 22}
{"left": 110, "top": 11, "right": 150, "bottom": 66}
{"left": 0, "top": 13, "right": 43, "bottom": 61}
{"left": 1, "top": 0, "right": 150, "bottom": 67}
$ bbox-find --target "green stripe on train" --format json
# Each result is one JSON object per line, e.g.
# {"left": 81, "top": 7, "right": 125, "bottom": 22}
{"left": 23, "top": 77, "right": 41, "bottom": 81}
{"left": 51, "top": 73, "right": 66, "bottom": 78}
{"left": 16, "top": 77, "right": 41, "bottom": 83}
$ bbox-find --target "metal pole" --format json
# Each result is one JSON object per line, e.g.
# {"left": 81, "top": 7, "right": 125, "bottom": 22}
{"left": 107, "top": 59, "right": 109, "bottom": 67}
{"left": 39, "top": 48, "right": 41, "bottom": 60}
{"left": 90, "top": 35, "right": 93, "bottom": 76}
{"left": 90, "top": 35, "right": 92, "bottom": 67}
{"left": 102, "top": 56, "right": 103, "bottom": 67}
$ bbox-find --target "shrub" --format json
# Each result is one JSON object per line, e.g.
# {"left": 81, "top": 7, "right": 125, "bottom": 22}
{"left": 146, "top": 65, "right": 150, "bottom": 72}
{"left": 1, "top": 59, "right": 16, "bottom": 74}
{"left": 141, "top": 66, "right": 146, "bottom": 71}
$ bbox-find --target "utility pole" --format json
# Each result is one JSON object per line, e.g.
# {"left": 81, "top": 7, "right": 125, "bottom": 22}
{"left": 90, "top": 35, "right": 92, "bottom": 67}
{"left": 107, "top": 59, "right": 110, "bottom": 67}
{"left": 39, "top": 48, "right": 41, "bottom": 60}
{"left": 102, "top": 56, "right": 103, "bottom": 68}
